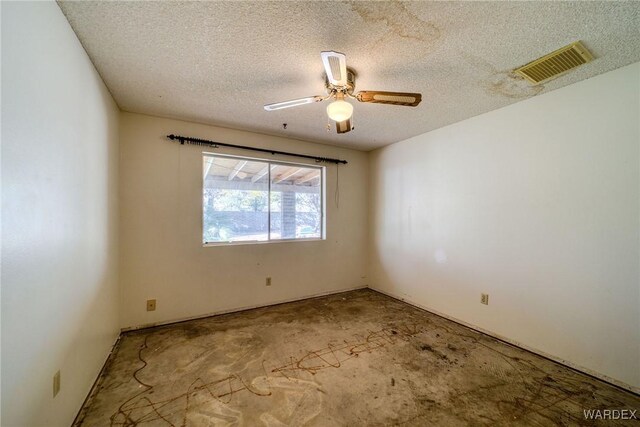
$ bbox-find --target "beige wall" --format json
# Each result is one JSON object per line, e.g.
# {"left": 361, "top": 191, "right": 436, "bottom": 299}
{"left": 1, "top": 2, "right": 120, "bottom": 426}
{"left": 369, "top": 62, "right": 640, "bottom": 390}
{"left": 119, "top": 112, "right": 368, "bottom": 329}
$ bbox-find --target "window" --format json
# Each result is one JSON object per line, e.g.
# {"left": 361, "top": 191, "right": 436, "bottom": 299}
{"left": 203, "top": 153, "right": 324, "bottom": 244}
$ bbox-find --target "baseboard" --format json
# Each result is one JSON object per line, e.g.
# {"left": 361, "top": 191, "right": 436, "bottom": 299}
{"left": 368, "top": 285, "right": 640, "bottom": 396}
{"left": 121, "top": 285, "right": 368, "bottom": 333}
{"left": 72, "top": 333, "right": 121, "bottom": 426}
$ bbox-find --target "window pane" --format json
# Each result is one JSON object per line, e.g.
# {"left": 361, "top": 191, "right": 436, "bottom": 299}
{"left": 269, "top": 164, "right": 322, "bottom": 240}
{"left": 203, "top": 156, "right": 270, "bottom": 243}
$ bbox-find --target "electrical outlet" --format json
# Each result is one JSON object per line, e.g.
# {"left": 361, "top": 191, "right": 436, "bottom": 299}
{"left": 53, "top": 370, "right": 61, "bottom": 397}
{"left": 147, "top": 299, "right": 156, "bottom": 311}
{"left": 481, "top": 293, "right": 489, "bottom": 305}
{"left": 266, "top": 277, "right": 272, "bottom": 286}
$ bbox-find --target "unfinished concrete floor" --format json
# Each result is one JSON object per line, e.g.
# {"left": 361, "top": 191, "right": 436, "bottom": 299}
{"left": 76, "top": 289, "right": 639, "bottom": 426}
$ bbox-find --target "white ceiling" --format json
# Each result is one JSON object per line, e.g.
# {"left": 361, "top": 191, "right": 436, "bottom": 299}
{"left": 58, "top": 1, "right": 640, "bottom": 151}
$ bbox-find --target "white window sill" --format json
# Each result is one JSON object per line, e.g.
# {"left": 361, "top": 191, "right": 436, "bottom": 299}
{"left": 203, "top": 237, "right": 325, "bottom": 247}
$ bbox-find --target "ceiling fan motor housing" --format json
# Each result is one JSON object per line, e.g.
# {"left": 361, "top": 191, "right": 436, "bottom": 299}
{"left": 325, "top": 67, "right": 357, "bottom": 95}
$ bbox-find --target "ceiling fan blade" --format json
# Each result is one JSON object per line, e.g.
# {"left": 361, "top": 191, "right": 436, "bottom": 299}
{"left": 264, "top": 96, "right": 324, "bottom": 111}
{"left": 356, "top": 91, "right": 422, "bottom": 107}
{"left": 336, "top": 118, "right": 352, "bottom": 134}
{"left": 321, "top": 51, "right": 347, "bottom": 86}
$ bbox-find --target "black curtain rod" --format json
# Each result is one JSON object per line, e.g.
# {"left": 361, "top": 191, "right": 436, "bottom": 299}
{"left": 167, "top": 134, "right": 348, "bottom": 165}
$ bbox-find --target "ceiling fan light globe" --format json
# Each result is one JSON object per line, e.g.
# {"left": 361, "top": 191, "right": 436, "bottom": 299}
{"left": 326, "top": 100, "right": 353, "bottom": 122}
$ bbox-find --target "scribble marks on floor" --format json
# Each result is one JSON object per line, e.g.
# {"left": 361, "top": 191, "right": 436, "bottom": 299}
{"left": 75, "top": 290, "right": 640, "bottom": 426}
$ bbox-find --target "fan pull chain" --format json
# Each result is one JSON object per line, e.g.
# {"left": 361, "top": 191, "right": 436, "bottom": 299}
{"left": 335, "top": 163, "right": 340, "bottom": 209}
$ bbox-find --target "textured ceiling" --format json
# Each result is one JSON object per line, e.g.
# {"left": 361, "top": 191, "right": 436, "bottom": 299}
{"left": 58, "top": 1, "right": 640, "bottom": 151}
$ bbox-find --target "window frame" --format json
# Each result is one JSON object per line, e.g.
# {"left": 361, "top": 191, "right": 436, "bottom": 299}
{"left": 202, "top": 152, "right": 326, "bottom": 247}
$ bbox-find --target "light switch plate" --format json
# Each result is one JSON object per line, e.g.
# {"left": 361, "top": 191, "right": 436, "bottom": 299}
{"left": 53, "top": 370, "right": 61, "bottom": 397}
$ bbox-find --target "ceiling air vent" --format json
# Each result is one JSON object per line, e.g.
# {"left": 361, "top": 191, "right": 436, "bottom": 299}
{"left": 513, "top": 41, "right": 594, "bottom": 85}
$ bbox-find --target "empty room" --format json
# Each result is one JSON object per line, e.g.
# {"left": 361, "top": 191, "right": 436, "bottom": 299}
{"left": 2, "top": 1, "right": 640, "bottom": 426}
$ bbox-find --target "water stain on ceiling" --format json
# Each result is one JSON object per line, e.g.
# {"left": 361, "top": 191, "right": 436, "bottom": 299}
{"left": 463, "top": 53, "right": 545, "bottom": 99}
{"left": 349, "top": 1, "right": 441, "bottom": 49}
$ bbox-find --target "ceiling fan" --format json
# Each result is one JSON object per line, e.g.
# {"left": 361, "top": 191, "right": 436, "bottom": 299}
{"left": 264, "top": 51, "right": 422, "bottom": 134}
